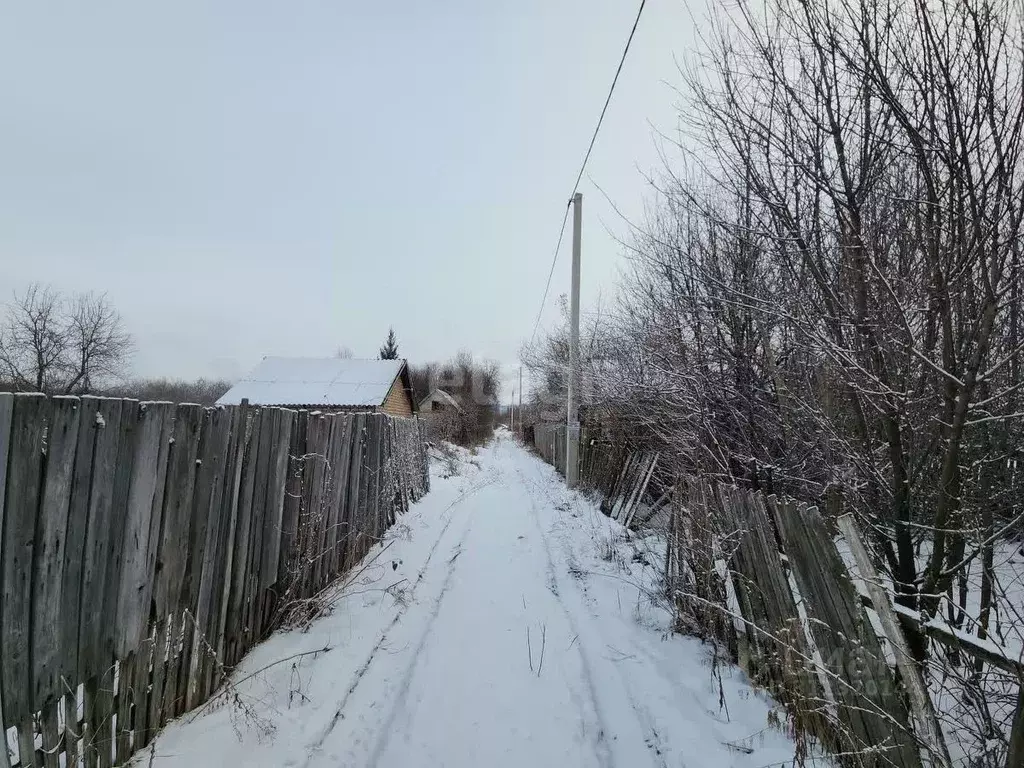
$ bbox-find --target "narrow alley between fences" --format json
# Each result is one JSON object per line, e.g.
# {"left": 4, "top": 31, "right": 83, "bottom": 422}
{"left": 143, "top": 431, "right": 806, "bottom": 768}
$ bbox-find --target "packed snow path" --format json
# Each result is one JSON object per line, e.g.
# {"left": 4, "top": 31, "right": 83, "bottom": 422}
{"left": 146, "top": 432, "right": 808, "bottom": 767}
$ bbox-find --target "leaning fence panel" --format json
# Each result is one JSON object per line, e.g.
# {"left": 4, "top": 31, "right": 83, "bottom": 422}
{"left": 531, "top": 423, "right": 1022, "bottom": 768}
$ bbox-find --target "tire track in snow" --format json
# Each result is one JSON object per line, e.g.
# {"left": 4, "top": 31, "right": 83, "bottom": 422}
{"left": 362, "top": 518, "right": 473, "bottom": 768}
{"left": 516, "top": 462, "right": 670, "bottom": 768}
{"left": 293, "top": 478, "right": 489, "bottom": 768}
{"left": 534, "top": 469, "right": 673, "bottom": 768}
{"left": 515, "top": 465, "right": 616, "bottom": 768}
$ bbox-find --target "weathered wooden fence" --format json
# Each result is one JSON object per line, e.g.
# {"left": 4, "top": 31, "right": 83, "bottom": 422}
{"left": 0, "top": 393, "right": 429, "bottom": 768}
{"left": 533, "top": 423, "right": 662, "bottom": 529}
{"left": 670, "top": 482, "right": 930, "bottom": 767}
{"left": 531, "top": 425, "right": 1024, "bottom": 768}
{"left": 532, "top": 422, "right": 566, "bottom": 476}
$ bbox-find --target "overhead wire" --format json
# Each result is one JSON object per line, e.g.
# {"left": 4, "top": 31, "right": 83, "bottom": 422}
{"left": 528, "top": 0, "right": 647, "bottom": 346}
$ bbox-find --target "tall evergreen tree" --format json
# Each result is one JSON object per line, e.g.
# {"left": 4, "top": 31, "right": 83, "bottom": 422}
{"left": 379, "top": 328, "right": 399, "bottom": 360}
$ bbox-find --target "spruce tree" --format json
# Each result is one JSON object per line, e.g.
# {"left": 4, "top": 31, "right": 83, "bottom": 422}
{"left": 379, "top": 328, "right": 399, "bottom": 360}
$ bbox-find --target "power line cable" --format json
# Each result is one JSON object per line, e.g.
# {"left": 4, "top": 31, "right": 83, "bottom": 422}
{"left": 529, "top": 201, "right": 572, "bottom": 346}
{"left": 528, "top": 0, "right": 647, "bottom": 345}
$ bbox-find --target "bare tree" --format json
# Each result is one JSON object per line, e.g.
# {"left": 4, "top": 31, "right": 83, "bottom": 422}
{"left": 0, "top": 284, "right": 68, "bottom": 391}
{"left": 63, "top": 292, "right": 133, "bottom": 394}
{"left": 0, "top": 283, "right": 133, "bottom": 393}
{"left": 521, "top": 293, "right": 616, "bottom": 425}
{"left": 103, "top": 377, "right": 232, "bottom": 405}
{"left": 680, "top": 0, "right": 1024, "bottom": 636}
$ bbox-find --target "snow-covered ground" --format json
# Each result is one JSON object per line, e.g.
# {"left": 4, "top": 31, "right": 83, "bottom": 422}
{"left": 140, "top": 431, "right": 809, "bottom": 767}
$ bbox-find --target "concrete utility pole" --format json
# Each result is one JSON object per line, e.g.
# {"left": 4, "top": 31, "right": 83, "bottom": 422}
{"left": 566, "top": 192, "right": 582, "bottom": 487}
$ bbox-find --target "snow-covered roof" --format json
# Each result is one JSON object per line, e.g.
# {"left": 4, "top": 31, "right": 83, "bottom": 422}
{"left": 418, "top": 388, "right": 464, "bottom": 413}
{"left": 217, "top": 357, "right": 407, "bottom": 408}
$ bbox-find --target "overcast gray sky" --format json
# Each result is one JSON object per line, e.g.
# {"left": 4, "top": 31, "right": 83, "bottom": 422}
{"left": 0, "top": 1, "right": 699, "bottom": 394}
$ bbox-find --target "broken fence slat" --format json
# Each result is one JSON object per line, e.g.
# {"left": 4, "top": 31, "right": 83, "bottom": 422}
{"left": 624, "top": 452, "right": 659, "bottom": 529}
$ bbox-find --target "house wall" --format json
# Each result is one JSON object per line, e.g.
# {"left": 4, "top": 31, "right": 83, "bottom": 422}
{"left": 418, "top": 393, "right": 445, "bottom": 412}
{"left": 381, "top": 378, "right": 414, "bottom": 417}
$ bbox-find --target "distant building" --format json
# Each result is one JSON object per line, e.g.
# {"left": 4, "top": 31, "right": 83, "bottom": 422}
{"left": 418, "top": 388, "right": 464, "bottom": 414}
{"left": 417, "top": 388, "right": 466, "bottom": 442}
{"left": 217, "top": 357, "right": 416, "bottom": 417}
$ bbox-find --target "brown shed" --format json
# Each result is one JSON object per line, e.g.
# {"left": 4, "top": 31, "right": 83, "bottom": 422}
{"left": 216, "top": 357, "right": 417, "bottom": 416}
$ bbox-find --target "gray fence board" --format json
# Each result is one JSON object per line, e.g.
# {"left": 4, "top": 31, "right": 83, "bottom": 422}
{"left": 339, "top": 414, "right": 360, "bottom": 569}
{"left": 362, "top": 416, "right": 380, "bottom": 547}
{"left": 206, "top": 404, "right": 247, "bottom": 697}
{"left": 278, "top": 410, "right": 306, "bottom": 589}
{"left": 103, "top": 400, "right": 140, "bottom": 656}
{"left": 315, "top": 414, "right": 338, "bottom": 585}
{"left": 128, "top": 402, "right": 174, "bottom": 751}
{"left": 383, "top": 419, "right": 398, "bottom": 525}
{"left": 301, "top": 412, "right": 328, "bottom": 592}
{"left": 31, "top": 396, "right": 80, "bottom": 710}
{"left": 102, "top": 401, "right": 140, "bottom": 767}
{"left": 60, "top": 396, "right": 99, "bottom": 695}
{"left": 187, "top": 406, "right": 233, "bottom": 709}
{"left": 243, "top": 409, "right": 274, "bottom": 634}
{"left": 343, "top": 414, "right": 366, "bottom": 570}
{"left": 260, "top": 409, "right": 292, "bottom": 592}
{"left": 330, "top": 414, "right": 354, "bottom": 576}
{"left": 78, "top": 397, "right": 125, "bottom": 682}
{"left": 0, "top": 393, "right": 13, "bottom": 539}
{"left": 226, "top": 407, "right": 261, "bottom": 662}
{"left": 152, "top": 404, "right": 202, "bottom": 722}
{"left": 321, "top": 414, "right": 346, "bottom": 580}
{"left": 3, "top": 394, "right": 49, "bottom": 724}
{"left": 352, "top": 415, "right": 372, "bottom": 565}
{"left": 115, "top": 402, "right": 171, "bottom": 657}
{"left": 313, "top": 412, "right": 335, "bottom": 586}
{"left": 0, "top": 391, "right": 13, "bottom": 766}
{"left": 151, "top": 404, "right": 202, "bottom": 625}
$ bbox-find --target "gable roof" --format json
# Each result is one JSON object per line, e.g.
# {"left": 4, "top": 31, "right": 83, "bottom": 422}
{"left": 216, "top": 357, "right": 411, "bottom": 409}
{"left": 418, "top": 388, "right": 464, "bottom": 413}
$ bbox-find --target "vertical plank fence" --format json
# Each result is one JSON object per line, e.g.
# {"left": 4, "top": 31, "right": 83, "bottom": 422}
{"left": 0, "top": 394, "right": 429, "bottom": 767}
{"left": 533, "top": 422, "right": 662, "bottom": 529}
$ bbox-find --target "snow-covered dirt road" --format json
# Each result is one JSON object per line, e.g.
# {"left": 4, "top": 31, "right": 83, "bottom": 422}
{"left": 143, "top": 432, "right": 808, "bottom": 767}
